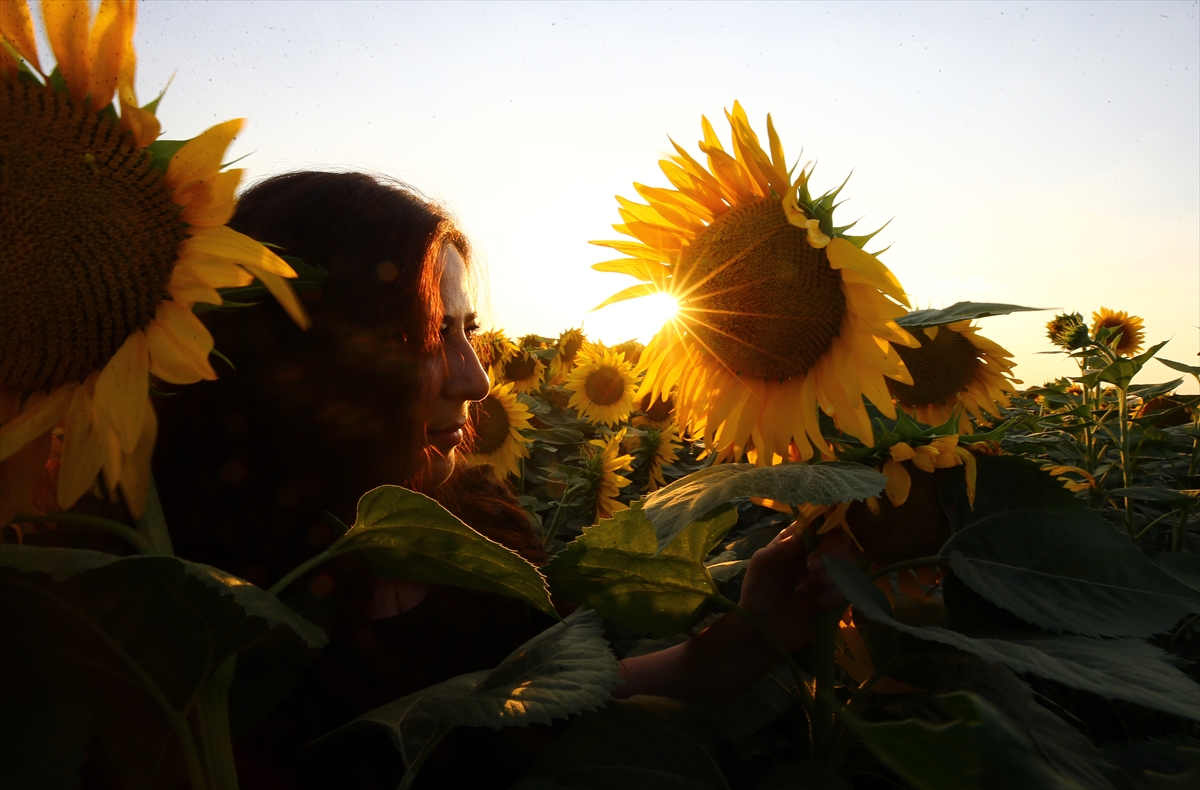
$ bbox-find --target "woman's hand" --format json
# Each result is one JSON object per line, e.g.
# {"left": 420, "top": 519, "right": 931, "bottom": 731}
{"left": 737, "top": 526, "right": 856, "bottom": 653}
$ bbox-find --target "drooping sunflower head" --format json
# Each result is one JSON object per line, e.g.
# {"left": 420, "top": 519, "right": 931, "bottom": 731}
{"left": 1046, "top": 312, "right": 1089, "bottom": 351}
{"left": 463, "top": 370, "right": 533, "bottom": 480}
{"left": 591, "top": 102, "right": 917, "bottom": 463}
{"left": 633, "top": 392, "right": 675, "bottom": 429}
{"left": 1092, "top": 307, "right": 1145, "bottom": 357}
{"left": 580, "top": 428, "right": 634, "bottom": 521}
{"left": 564, "top": 345, "right": 637, "bottom": 426}
{"left": 886, "top": 322, "right": 1019, "bottom": 432}
{"left": 499, "top": 347, "right": 545, "bottom": 394}
{"left": 0, "top": 0, "right": 306, "bottom": 520}
{"left": 548, "top": 327, "right": 587, "bottom": 382}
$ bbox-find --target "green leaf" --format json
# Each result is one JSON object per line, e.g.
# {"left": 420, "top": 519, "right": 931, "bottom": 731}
{"left": 146, "top": 138, "right": 187, "bottom": 172}
{"left": 942, "top": 510, "right": 1199, "bottom": 637}
{"left": 643, "top": 462, "right": 885, "bottom": 552}
{"left": 535, "top": 427, "right": 586, "bottom": 445}
{"left": 332, "top": 485, "right": 557, "bottom": 619}
{"left": 1151, "top": 552, "right": 1200, "bottom": 593}
{"left": 1129, "top": 378, "right": 1185, "bottom": 400}
{"left": 826, "top": 557, "right": 1200, "bottom": 720}
{"left": 335, "top": 610, "right": 618, "bottom": 767}
{"left": 514, "top": 696, "right": 729, "bottom": 789}
{"left": 1079, "top": 340, "right": 1169, "bottom": 390}
{"left": 0, "top": 546, "right": 326, "bottom": 788}
{"left": 896, "top": 302, "right": 1046, "bottom": 329}
{"left": 941, "top": 455, "right": 1088, "bottom": 531}
{"left": 1108, "top": 487, "right": 1197, "bottom": 505}
{"left": 543, "top": 503, "right": 736, "bottom": 637}
{"left": 1160, "top": 358, "right": 1200, "bottom": 377}
{"left": 848, "top": 692, "right": 1077, "bottom": 790}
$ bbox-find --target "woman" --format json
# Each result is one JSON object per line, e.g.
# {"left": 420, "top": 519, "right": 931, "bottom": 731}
{"left": 154, "top": 171, "right": 849, "bottom": 788}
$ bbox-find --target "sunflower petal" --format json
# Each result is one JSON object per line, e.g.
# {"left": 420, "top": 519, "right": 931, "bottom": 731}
{"left": 591, "top": 282, "right": 658, "bottom": 311}
{"left": 825, "top": 238, "right": 909, "bottom": 307}
{"left": 166, "top": 118, "right": 244, "bottom": 189}
{"left": 0, "top": 388, "right": 72, "bottom": 462}
{"left": 86, "top": 0, "right": 131, "bottom": 109}
{"left": 58, "top": 374, "right": 105, "bottom": 510}
{"left": 0, "top": 427, "right": 51, "bottom": 526}
{"left": 244, "top": 266, "right": 311, "bottom": 329}
{"left": 93, "top": 330, "right": 148, "bottom": 454}
{"left": 182, "top": 225, "right": 298, "bottom": 277}
{"left": 0, "top": 0, "right": 41, "bottom": 73}
{"left": 43, "top": 0, "right": 91, "bottom": 101}
{"left": 179, "top": 168, "right": 242, "bottom": 227}
{"left": 118, "top": 398, "right": 157, "bottom": 518}
{"left": 146, "top": 301, "right": 217, "bottom": 384}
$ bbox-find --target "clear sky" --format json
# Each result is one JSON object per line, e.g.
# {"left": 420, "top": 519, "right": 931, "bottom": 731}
{"left": 118, "top": 0, "right": 1197, "bottom": 391}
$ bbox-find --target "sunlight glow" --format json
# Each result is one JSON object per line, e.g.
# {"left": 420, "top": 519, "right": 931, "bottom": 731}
{"left": 586, "top": 291, "right": 680, "bottom": 345}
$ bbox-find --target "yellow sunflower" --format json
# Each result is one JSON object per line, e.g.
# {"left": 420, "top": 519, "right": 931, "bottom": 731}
{"left": 612, "top": 339, "right": 645, "bottom": 367}
{"left": 0, "top": 0, "right": 308, "bottom": 524}
{"left": 564, "top": 345, "right": 637, "bottom": 426}
{"left": 642, "top": 422, "right": 681, "bottom": 493}
{"left": 548, "top": 327, "right": 587, "bottom": 383}
{"left": 1092, "top": 307, "right": 1145, "bottom": 357}
{"left": 591, "top": 102, "right": 917, "bottom": 463}
{"left": 584, "top": 428, "right": 634, "bottom": 520}
{"left": 886, "top": 321, "right": 1019, "bottom": 431}
{"left": 471, "top": 328, "right": 517, "bottom": 370}
{"left": 500, "top": 347, "right": 546, "bottom": 395}
{"left": 633, "top": 392, "right": 675, "bottom": 430}
{"left": 463, "top": 369, "right": 533, "bottom": 480}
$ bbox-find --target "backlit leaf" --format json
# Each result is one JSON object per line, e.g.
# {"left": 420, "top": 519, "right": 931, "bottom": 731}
{"left": 896, "top": 302, "right": 1046, "bottom": 329}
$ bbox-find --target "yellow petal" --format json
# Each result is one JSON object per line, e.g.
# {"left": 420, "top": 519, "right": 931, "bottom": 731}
{"left": 93, "top": 330, "right": 148, "bottom": 454}
{"left": 86, "top": 0, "right": 131, "bottom": 109}
{"left": 118, "top": 398, "right": 157, "bottom": 518}
{"left": 0, "top": 388, "right": 72, "bottom": 462}
{"left": 825, "top": 238, "right": 910, "bottom": 307}
{"left": 168, "top": 267, "right": 223, "bottom": 306}
{"left": 181, "top": 225, "right": 297, "bottom": 277}
{"left": 888, "top": 442, "right": 915, "bottom": 462}
{"left": 956, "top": 448, "right": 978, "bottom": 507}
{"left": 173, "top": 254, "right": 256, "bottom": 289}
{"left": 179, "top": 168, "right": 242, "bottom": 227}
{"left": 0, "top": 426, "right": 51, "bottom": 526}
{"left": 244, "top": 266, "right": 311, "bottom": 330}
{"left": 146, "top": 301, "right": 217, "bottom": 384}
{"left": 591, "top": 282, "right": 658, "bottom": 311}
{"left": 166, "top": 118, "right": 244, "bottom": 189}
{"left": 0, "top": 0, "right": 41, "bottom": 73}
{"left": 43, "top": 0, "right": 91, "bottom": 102}
{"left": 58, "top": 374, "right": 105, "bottom": 510}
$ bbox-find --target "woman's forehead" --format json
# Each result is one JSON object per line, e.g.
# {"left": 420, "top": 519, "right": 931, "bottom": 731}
{"left": 439, "top": 246, "right": 474, "bottom": 316}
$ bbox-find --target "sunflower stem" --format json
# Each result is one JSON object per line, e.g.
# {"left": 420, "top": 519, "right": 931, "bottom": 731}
{"left": 14, "top": 512, "right": 154, "bottom": 555}
{"left": 134, "top": 475, "right": 175, "bottom": 556}
{"left": 194, "top": 656, "right": 240, "bottom": 790}
{"left": 267, "top": 549, "right": 333, "bottom": 597}
{"left": 812, "top": 606, "right": 847, "bottom": 764}
{"left": 1117, "top": 383, "right": 1136, "bottom": 540}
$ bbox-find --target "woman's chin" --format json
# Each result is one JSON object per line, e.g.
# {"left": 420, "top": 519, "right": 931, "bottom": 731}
{"left": 426, "top": 452, "right": 455, "bottom": 488}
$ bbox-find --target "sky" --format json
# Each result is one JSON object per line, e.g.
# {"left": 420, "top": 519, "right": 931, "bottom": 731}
{"left": 115, "top": 1, "right": 1198, "bottom": 391}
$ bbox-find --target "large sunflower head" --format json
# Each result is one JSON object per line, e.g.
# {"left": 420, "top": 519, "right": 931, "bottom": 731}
{"left": 590, "top": 102, "right": 917, "bottom": 463}
{"left": 499, "top": 347, "right": 546, "bottom": 394}
{"left": 463, "top": 369, "right": 533, "bottom": 480}
{"left": 564, "top": 345, "right": 638, "bottom": 426}
{"left": 886, "top": 321, "right": 1020, "bottom": 431}
{"left": 0, "top": 0, "right": 307, "bottom": 523}
{"left": 580, "top": 428, "right": 634, "bottom": 521}
{"left": 1092, "top": 307, "right": 1145, "bottom": 357}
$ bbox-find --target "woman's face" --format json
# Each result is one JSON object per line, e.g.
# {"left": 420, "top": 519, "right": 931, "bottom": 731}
{"left": 421, "top": 245, "right": 489, "bottom": 485}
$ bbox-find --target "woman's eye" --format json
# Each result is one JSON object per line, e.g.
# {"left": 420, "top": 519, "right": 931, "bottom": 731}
{"left": 465, "top": 324, "right": 480, "bottom": 339}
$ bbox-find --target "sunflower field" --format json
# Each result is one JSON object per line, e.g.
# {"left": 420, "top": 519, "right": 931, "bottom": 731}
{"left": 2, "top": 3, "right": 1198, "bottom": 789}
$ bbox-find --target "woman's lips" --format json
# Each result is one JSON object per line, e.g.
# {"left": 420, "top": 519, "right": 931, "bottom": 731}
{"left": 426, "top": 425, "right": 465, "bottom": 452}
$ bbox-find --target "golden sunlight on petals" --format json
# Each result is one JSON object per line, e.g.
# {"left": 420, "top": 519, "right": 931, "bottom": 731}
{"left": 42, "top": 0, "right": 90, "bottom": 101}
{"left": 167, "top": 117, "right": 245, "bottom": 189}
{"left": 146, "top": 302, "right": 218, "bottom": 384}
{"left": 247, "top": 267, "right": 312, "bottom": 329}
{"left": 179, "top": 168, "right": 242, "bottom": 227}
{"left": 183, "top": 225, "right": 299, "bottom": 277}
{"left": 168, "top": 267, "right": 224, "bottom": 306}
{"left": 86, "top": 0, "right": 132, "bottom": 109}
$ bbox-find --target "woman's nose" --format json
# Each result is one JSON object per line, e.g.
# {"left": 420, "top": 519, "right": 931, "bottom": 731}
{"left": 443, "top": 339, "right": 490, "bottom": 402}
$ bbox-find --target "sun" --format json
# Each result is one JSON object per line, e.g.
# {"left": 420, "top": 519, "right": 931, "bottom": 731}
{"left": 586, "top": 290, "right": 680, "bottom": 345}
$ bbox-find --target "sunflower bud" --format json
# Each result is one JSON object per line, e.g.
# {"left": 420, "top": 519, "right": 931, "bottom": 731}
{"left": 1046, "top": 313, "right": 1089, "bottom": 350}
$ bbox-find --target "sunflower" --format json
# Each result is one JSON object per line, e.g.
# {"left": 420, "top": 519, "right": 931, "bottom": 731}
{"left": 886, "top": 321, "right": 1019, "bottom": 432}
{"left": 564, "top": 345, "right": 637, "bottom": 426}
{"left": 0, "top": 0, "right": 307, "bottom": 524}
{"left": 1092, "top": 307, "right": 1145, "bottom": 357}
{"left": 1046, "top": 312, "right": 1089, "bottom": 351}
{"left": 500, "top": 347, "right": 546, "bottom": 395}
{"left": 591, "top": 103, "right": 917, "bottom": 463}
{"left": 463, "top": 370, "right": 533, "bottom": 480}
{"left": 612, "top": 339, "right": 645, "bottom": 367}
{"left": 582, "top": 429, "right": 634, "bottom": 520}
{"left": 471, "top": 328, "right": 517, "bottom": 370}
{"left": 548, "top": 327, "right": 587, "bottom": 383}
{"left": 633, "top": 392, "right": 675, "bottom": 430}
{"left": 641, "top": 422, "right": 681, "bottom": 493}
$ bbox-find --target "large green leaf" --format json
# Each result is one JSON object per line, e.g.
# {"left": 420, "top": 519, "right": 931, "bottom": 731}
{"left": 543, "top": 504, "right": 736, "bottom": 637}
{"left": 941, "top": 455, "right": 1088, "bottom": 531}
{"left": 643, "top": 462, "right": 884, "bottom": 551}
{"left": 337, "top": 609, "right": 618, "bottom": 769}
{"left": 332, "top": 485, "right": 557, "bottom": 618}
{"left": 942, "top": 510, "right": 1199, "bottom": 637}
{"left": 1159, "top": 358, "right": 1200, "bottom": 378}
{"left": 0, "top": 546, "right": 326, "bottom": 789}
{"left": 849, "top": 692, "right": 1077, "bottom": 789}
{"left": 826, "top": 557, "right": 1200, "bottom": 721}
{"left": 513, "top": 696, "right": 729, "bottom": 790}
{"left": 896, "top": 302, "right": 1046, "bottom": 329}
{"left": 1078, "top": 341, "right": 1170, "bottom": 390}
